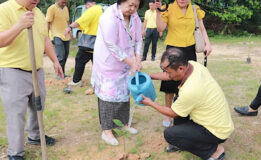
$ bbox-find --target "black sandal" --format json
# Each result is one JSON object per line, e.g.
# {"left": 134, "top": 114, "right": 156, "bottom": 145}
{"left": 207, "top": 152, "right": 226, "bottom": 160}
{"left": 164, "top": 144, "right": 181, "bottom": 152}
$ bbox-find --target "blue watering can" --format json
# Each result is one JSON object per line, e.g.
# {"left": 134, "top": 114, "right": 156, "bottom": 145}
{"left": 128, "top": 71, "right": 156, "bottom": 106}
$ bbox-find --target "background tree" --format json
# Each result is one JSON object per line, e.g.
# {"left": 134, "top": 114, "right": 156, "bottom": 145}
{"left": 0, "top": 0, "right": 260, "bottom": 35}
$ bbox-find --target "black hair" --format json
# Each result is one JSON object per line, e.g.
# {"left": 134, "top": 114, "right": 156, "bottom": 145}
{"left": 149, "top": 0, "right": 155, "bottom": 3}
{"left": 84, "top": 0, "right": 96, "bottom": 4}
{"left": 160, "top": 48, "right": 188, "bottom": 70}
{"left": 117, "top": 0, "right": 145, "bottom": 9}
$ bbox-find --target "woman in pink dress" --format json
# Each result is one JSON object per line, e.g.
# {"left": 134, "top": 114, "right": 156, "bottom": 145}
{"left": 91, "top": 0, "right": 144, "bottom": 145}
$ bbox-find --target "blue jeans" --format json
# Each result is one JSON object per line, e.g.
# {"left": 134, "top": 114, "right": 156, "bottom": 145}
{"left": 53, "top": 37, "right": 70, "bottom": 73}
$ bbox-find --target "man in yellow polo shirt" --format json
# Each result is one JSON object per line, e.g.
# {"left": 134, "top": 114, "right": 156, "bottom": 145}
{"left": 142, "top": 48, "right": 234, "bottom": 160}
{"left": 46, "top": 0, "right": 71, "bottom": 78}
{"left": 142, "top": 0, "right": 161, "bottom": 61}
{"left": 0, "top": 0, "right": 63, "bottom": 159}
{"left": 64, "top": 0, "right": 103, "bottom": 92}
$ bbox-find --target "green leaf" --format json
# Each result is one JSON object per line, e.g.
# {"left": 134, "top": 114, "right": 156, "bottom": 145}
{"left": 113, "top": 128, "right": 123, "bottom": 137}
{"left": 125, "top": 131, "right": 131, "bottom": 139}
{"left": 70, "top": 68, "right": 75, "bottom": 74}
{"left": 113, "top": 119, "right": 124, "bottom": 127}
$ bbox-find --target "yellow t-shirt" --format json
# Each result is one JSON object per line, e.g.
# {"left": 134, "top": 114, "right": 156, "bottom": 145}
{"left": 0, "top": 0, "right": 47, "bottom": 71}
{"left": 171, "top": 61, "right": 234, "bottom": 140}
{"left": 144, "top": 9, "right": 157, "bottom": 28}
{"left": 46, "top": 4, "right": 70, "bottom": 41}
{"left": 161, "top": 2, "right": 205, "bottom": 47}
{"left": 76, "top": 5, "right": 103, "bottom": 35}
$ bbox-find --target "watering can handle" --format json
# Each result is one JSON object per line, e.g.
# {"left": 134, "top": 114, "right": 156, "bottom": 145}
{"left": 135, "top": 71, "right": 141, "bottom": 90}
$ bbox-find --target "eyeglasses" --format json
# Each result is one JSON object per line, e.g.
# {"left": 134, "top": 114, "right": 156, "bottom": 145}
{"left": 160, "top": 63, "right": 171, "bottom": 72}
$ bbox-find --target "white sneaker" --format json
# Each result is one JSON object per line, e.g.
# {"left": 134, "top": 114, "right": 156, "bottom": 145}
{"left": 125, "top": 127, "right": 138, "bottom": 134}
{"left": 68, "top": 80, "right": 83, "bottom": 87}
{"left": 101, "top": 132, "right": 119, "bottom": 146}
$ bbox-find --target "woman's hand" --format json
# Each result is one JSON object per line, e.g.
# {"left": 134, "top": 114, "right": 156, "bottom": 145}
{"left": 204, "top": 44, "right": 212, "bottom": 56}
{"left": 130, "top": 60, "right": 138, "bottom": 75}
{"left": 123, "top": 56, "right": 142, "bottom": 75}
{"left": 155, "top": 0, "right": 162, "bottom": 11}
{"left": 135, "top": 55, "right": 142, "bottom": 71}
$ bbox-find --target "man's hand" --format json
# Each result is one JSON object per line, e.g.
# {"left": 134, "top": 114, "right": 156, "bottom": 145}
{"left": 18, "top": 11, "right": 34, "bottom": 29}
{"left": 159, "top": 32, "right": 163, "bottom": 38}
{"left": 142, "top": 30, "right": 146, "bottom": 38}
{"left": 53, "top": 61, "right": 64, "bottom": 79}
{"left": 69, "top": 32, "right": 73, "bottom": 41}
{"left": 141, "top": 95, "right": 153, "bottom": 106}
{"left": 64, "top": 27, "right": 71, "bottom": 37}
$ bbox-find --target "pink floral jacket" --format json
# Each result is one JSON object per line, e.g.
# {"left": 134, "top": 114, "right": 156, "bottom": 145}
{"left": 91, "top": 4, "right": 143, "bottom": 102}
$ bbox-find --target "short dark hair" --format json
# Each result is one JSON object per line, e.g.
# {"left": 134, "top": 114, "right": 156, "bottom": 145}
{"left": 117, "top": 0, "right": 145, "bottom": 9}
{"left": 84, "top": 0, "right": 96, "bottom": 4}
{"left": 161, "top": 48, "right": 188, "bottom": 70}
{"left": 149, "top": 0, "right": 155, "bottom": 3}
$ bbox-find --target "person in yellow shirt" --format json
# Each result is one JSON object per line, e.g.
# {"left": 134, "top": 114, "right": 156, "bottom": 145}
{"left": 46, "top": 0, "right": 71, "bottom": 78}
{"left": 142, "top": 48, "right": 234, "bottom": 160}
{"left": 155, "top": 0, "right": 212, "bottom": 129}
{"left": 142, "top": 0, "right": 162, "bottom": 61}
{"left": 64, "top": 0, "right": 102, "bottom": 93}
{"left": 0, "top": 0, "right": 63, "bottom": 159}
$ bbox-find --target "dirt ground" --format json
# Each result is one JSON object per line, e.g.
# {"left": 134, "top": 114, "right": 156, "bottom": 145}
{"left": 0, "top": 42, "right": 261, "bottom": 160}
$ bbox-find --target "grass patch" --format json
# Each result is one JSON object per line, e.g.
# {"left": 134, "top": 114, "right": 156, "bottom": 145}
{"left": 0, "top": 40, "right": 261, "bottom": 159}
{"left": 209, "top": 35, "right": 261, "bottom": 44}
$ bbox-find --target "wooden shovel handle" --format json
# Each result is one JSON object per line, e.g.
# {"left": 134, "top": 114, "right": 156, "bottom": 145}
{"left": 27, "top": 27, "right": 48, "bottom": 160}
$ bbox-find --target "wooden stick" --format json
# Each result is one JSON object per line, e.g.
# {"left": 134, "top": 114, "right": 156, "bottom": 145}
{"left": 27, "top": 27, "right": 48, "bottom": 160}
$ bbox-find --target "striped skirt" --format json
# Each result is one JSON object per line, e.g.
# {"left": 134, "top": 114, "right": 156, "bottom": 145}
{"left": 98, "top": 98, "right": 130, "bottom": 130}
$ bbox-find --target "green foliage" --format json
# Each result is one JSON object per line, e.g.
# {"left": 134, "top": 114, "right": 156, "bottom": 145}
{"left": 194, "top": 0, "right": 261, "bottom": 34}
{"left": 112, "top": 119, "right": 131, "bottom": 138}
{"left": 207, "top": 30, "right": 215, "bottom": 37}
{"left": 113, "top": 119, "right": 124, "bottom": 128}
{"left": 212, "top": 5, "right": 252, "bottom": 24}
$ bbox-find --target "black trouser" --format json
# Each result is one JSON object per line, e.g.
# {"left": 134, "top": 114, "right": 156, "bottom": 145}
{"left": 53, "top": 37, "right": 70, "bottom": 73}
{"left": 250, "top": 85, "right": 261, "bottom": 110}
{"left": 72, "top": 48, "right": 93, "bottom": 83}
{"left": 164, "top": 120, "right": 226, "bottom": 160}
{"left": 142, "top": 28, "right": 159, "bottom": 60}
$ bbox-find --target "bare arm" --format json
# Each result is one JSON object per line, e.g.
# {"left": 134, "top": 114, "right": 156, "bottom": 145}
{"left": 67, "top": 21, "right": 73, "bottom": 40}
{"left": 150, "top": 72, "right": 171, "bottom": 80}
{"left": 199, "top": 20, "right": 212, "bottom": 56}
{"left": 155, "top": 1, "right": 167, "bottom": 32}
{"left": 142, "top": 19, "right": 147, "bottom": 38}
{"left": 64, "top": 21, "right": 80, "bottom": 36}
{"left": 0, "top": 11, "right": 34, "bottom": 47}
{"left": 44, "top": 37, "right": 64, "bottom": 78}
{"left": 141, "top": 95, "right": 178, "bottom": 118}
